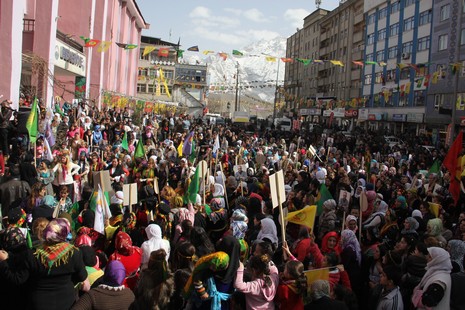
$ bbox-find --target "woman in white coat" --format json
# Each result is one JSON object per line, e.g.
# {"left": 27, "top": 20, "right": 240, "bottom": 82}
{"left": 140, "top": 223, "right": 170, "bottom": 269}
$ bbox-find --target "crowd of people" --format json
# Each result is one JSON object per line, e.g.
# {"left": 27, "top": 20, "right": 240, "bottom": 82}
{"left": 0, "top": 97, "right": 464, "bottom": 310}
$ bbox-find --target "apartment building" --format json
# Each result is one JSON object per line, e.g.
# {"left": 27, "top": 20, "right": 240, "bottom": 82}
{"left": 361, "top": 0, "right": 432, "bottom": 132}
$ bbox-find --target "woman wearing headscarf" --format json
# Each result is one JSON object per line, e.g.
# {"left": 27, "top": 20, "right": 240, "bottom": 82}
{"left": 256, "top": 217, "right": 278, "bottom": 249}
{"left": 72, "top": 260, "right": 135, "bottom": 310}
{"left": 130, "top": 249, "right": 174, "bottom": 310}
{"left": 363, "top": 200, "right": 388, "bottom": 240}
{"left": 321, "top": 231, "right": 342, "bottom": 256}
{"left": 340, "top": 229, "right": 362, "bottom": 296}
{"left": 344, "top": 214, "right": 358, "bottom": 234}
{"left": 427, "top": 218, "right": 447, "bottom": 247}
{"left": 141, "top": 224, "right": 170, "bottom": 269}
{"left": 0, "top": 218, "right": 88, "bottom": 310}
{"left": 304, "top": 280, "right": 348, "bottom": 310}
{"left": 379, "top": 208, "right": 400, "bottom": 250}
{"left": 401, "top": 217, "right": 419, "bottom": 237}
{"left": 318, "top": 199, "right": 338, "bottom": 241}
{"left": 109, "top": 231, "right": 142, "bottom": 279}
{"left": 448, "top": 239, "right": 465, "bottom": 272}
{"left": 412, "top": 247, "right": 452, "bottom": 310}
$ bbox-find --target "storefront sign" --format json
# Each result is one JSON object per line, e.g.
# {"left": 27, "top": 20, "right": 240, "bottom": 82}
{"left": 358, "top": 108, "right": 368, "bottom": 121}
{"left": 392, "top": 114, "right": 406, "bottom": 122}
{"left": 344, "top": 109, "right": 358, "bottom": 118}
{"left": 54, "top": 39, "right": 86, "bottom": 76}
{"left": 323, "top": 108, "right": 345, "bottom": 118}
{"left": 368, "top": 113, "right": 383, "bottom": 121}
{"left": 300, "top": 108, "right": 321, "bottom": 116}
{"left": 407, "top": 113, "right": 424, "bottom": 123}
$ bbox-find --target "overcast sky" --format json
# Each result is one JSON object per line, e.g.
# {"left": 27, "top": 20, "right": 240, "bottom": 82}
{"left": 137, "top": 0, "right": 340, "bottom": 52}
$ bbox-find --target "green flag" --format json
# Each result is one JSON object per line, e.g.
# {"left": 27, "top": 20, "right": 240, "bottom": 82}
{"left": 232, "top": 50, "right": 243, "bottom": 56}
{"left": 428, "top": 159, "right": 441, "bottom": 175}
{"left": 185, "top": 165, "right": 201, "bottom": 204}
{"left": 316, "top": 183, "right": 333, "bottom": 215}
{"left": 121, "top": 131, "right": 129, "bottom": 151}
{"left": 189, "top": 140, "right": 196, "bottom": 163}
{"left": 177, "top": 49, "right": 184, "bottom": 58}
{"left": 26, "top": 98, "right": 39, "bottom": 143}
{"left": 134, "top": 138, "right": 145, "bottom": 158}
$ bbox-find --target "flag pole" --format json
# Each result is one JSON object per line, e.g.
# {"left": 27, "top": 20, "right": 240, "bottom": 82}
{"left": 218, "top": 162, "right": 229, "bottom": 210}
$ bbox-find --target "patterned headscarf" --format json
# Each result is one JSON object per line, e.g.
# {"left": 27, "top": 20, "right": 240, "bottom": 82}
{"left": 8, "top": 207, "right": 27, "bottom": 228}
{"left": 341, "top": 229, "right": 361, "bottom": 265}
{"left": 231, "top": 221, "right": 248, "bottom": 240}
{"left": 123, "top": 212, "right": 137, "bottom": 231}
{"left": 43, "top": 218, "right": 71, "bottom": 244}
{"left": 113, "top": 231, "right": 135, "bottom": 256}
{"left": 449, "top": 240, "right": 465, "bottom": 272}
{"left": 2, "top": 227, "right": 26, "bottom": 251}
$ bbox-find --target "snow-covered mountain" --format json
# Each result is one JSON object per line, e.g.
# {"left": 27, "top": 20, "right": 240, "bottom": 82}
{"left": 183, "top": 37, "right": 286, "bottom": 104}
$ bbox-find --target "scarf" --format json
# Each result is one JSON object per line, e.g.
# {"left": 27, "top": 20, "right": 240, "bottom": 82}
{"left": 61, "top": 164, "right": 68, "bottom": 180}
{"left": 35, "top": 242, "right": 75, "bottom": 273}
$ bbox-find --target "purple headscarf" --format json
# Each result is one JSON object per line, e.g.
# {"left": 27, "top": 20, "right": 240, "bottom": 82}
{"left": 341, "top": 229, "right": 361, "bottom": 265}
{"left": 43, "top": 218, "right": 70, "bottom": 244}
{"left": 103, "top": 260, "right": 126, "bottom": 287}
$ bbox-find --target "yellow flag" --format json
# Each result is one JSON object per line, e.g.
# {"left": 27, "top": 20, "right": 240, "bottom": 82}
{"left": 304, "top": 267, "right": 330, "bottom": 287}
{"left": 202, "top": 50, "right": 214, "bottom": 55}
{"left": 405, "top": 82, "right": 411, "bottom": 94}
{"left": 159, "top": 69, "right": 171, "bottom": 98}
{"left": 330, "top": 60, "right": 344, "bottom": 66}
{"left": 143, "top": 46, "right": 156, "bottom": 57}
{"left": 177, "top": 141, "right": 183, "bottom": 157}
{"left": 285, "top": 205, "right": 317, "bottom": 231}
{"left": 456, "top": 94, "right": 463, "bottom": 111}
{"left": 428, "top": 202, "right": 441, "bottom": 218}
{"left": 97, "top": 41, "right": 112, "bottom": 52}
{"left": 265, "top": 56, "right": 277, "bottom": 62}
{"left": 432, "top": 71, "right": 439, "bottom": 84}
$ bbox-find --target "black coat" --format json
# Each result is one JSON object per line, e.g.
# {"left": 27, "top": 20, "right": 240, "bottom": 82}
{"left": 304, "top": 296, "right": 349, "bottom": 310}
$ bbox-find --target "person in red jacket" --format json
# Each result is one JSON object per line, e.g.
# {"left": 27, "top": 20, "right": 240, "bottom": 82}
{"left": 291, "top": 226, "right": 324, "bottom": 269}
{"left": 275, "top": 256, "right": 307, "bottom": 310}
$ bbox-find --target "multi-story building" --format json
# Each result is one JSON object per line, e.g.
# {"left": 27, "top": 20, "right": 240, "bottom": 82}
{"left": 137, "top": 36, "right": 178, "bottom": 102}
{"left": 0, "top": 0, "right": 148, "bottom": 109}
{"left": 362, "top": 0, "right": 432, "bottom": 133}
{"left": 426, "top": 0, "right": 465, "bottom": 130}
{"left": 284, "top": 0, "right": 364, "bottom": 127}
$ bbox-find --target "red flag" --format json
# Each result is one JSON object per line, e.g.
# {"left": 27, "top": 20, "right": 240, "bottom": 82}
{"left": 85, "top": 39, "right": 100, "bottom": 47}
{"left": 158, "top": 48, "right": 169, "bottom": 57}
{"left": 444, "top": 131, "right": 463, "bottom": 204}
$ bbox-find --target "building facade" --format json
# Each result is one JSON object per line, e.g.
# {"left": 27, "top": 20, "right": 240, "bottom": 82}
{"left": 0, "top": 0, "right": 148, "bottom": 109}
{"left": 361, "top": 0, "right": 432, "bottom": 133}
{"left": 426, "top": 0, "right": 465, "bottom": 127}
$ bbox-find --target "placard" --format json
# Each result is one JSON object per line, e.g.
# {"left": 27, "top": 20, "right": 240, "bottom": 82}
{"left": 123, "top": 183, "right": 138, "bottom": 211}
{"left": 270, "top": 170, "right": 286, "bottom": 209}
{"left": 92, "top": 170, "right": 112, "bottom": 192}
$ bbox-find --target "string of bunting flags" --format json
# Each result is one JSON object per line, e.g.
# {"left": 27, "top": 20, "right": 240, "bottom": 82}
{"left": 101, "top": 91, "right": 178, "bottom": 114}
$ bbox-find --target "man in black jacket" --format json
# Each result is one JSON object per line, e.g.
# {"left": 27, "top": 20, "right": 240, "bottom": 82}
{"left": 0, "top": 100, "right": 13, "bottom": 159}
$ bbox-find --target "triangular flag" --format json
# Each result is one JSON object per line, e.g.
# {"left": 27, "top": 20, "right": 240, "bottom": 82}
{"left": 280, "top": 58, "right": 294, "bottom": 63}
{"left": 365, "top": 61, "right": 377, "bottom": 65}
{"left": 378, "top": 61, "right": 387, "bottom": 67}
{"left": 232, "top": 50, "right": 244, "bottom": 56}
{"left": 121, "top": 131, "right": 129, "bottom": 151}
{"left": 265, "top": 56, "right": 276, "bottom": 62}
{"left": 428, "top": 159, "right": 441, "bottom": 175}
{"left": 185, "top": 165, "right": 201, "bottom": 204}
{"left": 330, "top": 60, "right": 344, "bottom": 66}
{"left": 313, "top": 59, "right": 324, "bottom": 64}
{"left": 97, "top": 41, "right": 112, "bottom": 52}
{"left": 432, "top": 71, "right": 439, "bottom": 84}
{"left": 352, "top": 60, "right": 364, "bottom": 67}
{"left": 444, "top": 131, "right": 463, "bottom": 203}
{"left": 405, "top": 82, "right": 411, "bottom": 94}
{"left": 159, "top": 68, "right": 171, "bottom": 98}
{"left": 116, "top": 42, "right": 128, "bottom": 49}
{"left": 143, "top": 46, "right": 156, "bottom": 57}
{"left": 125, "top": 44, "right": 138, "bottom": 50}
{"left": 296, "top": 58, "right": 312, "bottom": 65}
{"left": 158, "top": 47, "right": 170, "bottom": 57}
{"left": 80, "top": 36, "right": 90, "bottom": 44}
{"left": 177, "top": 141, "right": 183, "bottom": 157}
{"left": 285, "top": 205, "right": 317, "bottom": 231}
{"left": 84, "top": 39, "right": 100, "bottom": 47}
{"left": 134, "top": 139, "right": 145, "bottom": 158}
{"left": 428, "top": 202, "right": 441, "bottom": 218}
{"left": 218, "top": 52, "right": 228, "bottom": 60}
{"left": 182, "top": 131, "right": 194, "bottom": 156}
{"left": 187, "top": 46, "right": 199, "bottom": 51}
{"left": 26, "top": 98, "right": 39, "bottom": 143}
{"left": 177, "top": 49, "right": 185, "bottom": 58}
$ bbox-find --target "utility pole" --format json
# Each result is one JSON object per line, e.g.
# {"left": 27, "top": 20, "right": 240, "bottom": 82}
{"left": 234, "top": 62, "right": 239, "bottom": 112}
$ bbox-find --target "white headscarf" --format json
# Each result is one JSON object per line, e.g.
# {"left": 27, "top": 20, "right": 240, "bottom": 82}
{"left": 257, "top": 218, "right": 278, "bottom": 246}
{"left": 141, "top": 224, "right": 170, "bottom": 267}
{"left": 418, "top": 247, "right": 452, "bottom": 289}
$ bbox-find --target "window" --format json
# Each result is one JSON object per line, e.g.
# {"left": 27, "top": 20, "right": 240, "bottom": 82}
{"left": 148, "top": 84, "right": 155, "bottom": 94}
{"left": 440, "top": 4, "right": 450, "bottom": 21}
{"left": 461, "top": 29, "right": 465, "bottom": 45}
{"left": 138, "top": 68, "right": 148, "bottom": 76}
{"left": 404, "top": 17, "right": 414, "bottom": 31}
{"left": 378, "top": 28, "right": 387, "bottom": 41}
{"left": 439, "top": 34, "right": 448, "bottom": 50}
{"left": 414, "top": 91, "right": 425, "bottom": 106}
{"left": 388, "top": 46, "right": 398, "bottom": 59}
{"left": 419, "top": 10, "right": 432, "bottom": 25}
{"left": 378, "top": 7, "right": 388, "bottom": 19}
{"left": 390, "top": 23, "right": 400, "bottom": 36}
{"left": 367, "top": 13, "right": 376, "bottom": 25}
{"left": 434, "top": 94, "right": 444, "bottom": 109}
{"left": 366, "top": 53, "right": 374, "bottom": 61}
{"left": 386, "top": 69, "right": 396, "bottom": 81}
{"left": 160, "top": 86, "right": 172, "bottom": 95}
{"left": 367, "top": 33, "right": 375, "bottom": 45}
{"left": 375, "top": 72, "right": 385, "bottom": 84}
{"left": 402, "top": 41, "right": 413, "bottom": 54}
{"left": 376, "top": 50, "right": 385, "bottom": 61}
{"left": 364, "top": 74, "right": 372, "bottom": 85}
{"left": 137, "top": 83, "right": 147, "bottom": 93}
{"left": 391, "top": 1, "right": 400, "bottom": 14}
{"left": 405, "top": 0, "right": 415, "bottom": 8}
{"left": 400, "top": 68, "right": 410, "bottom": 79}
{"left": 417, "top": 37, "right": 431, "bottom": 51}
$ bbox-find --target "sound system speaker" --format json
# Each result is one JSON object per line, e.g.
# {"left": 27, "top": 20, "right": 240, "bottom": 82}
{"left": 17, "top": 107, "right": 31, "bottom": 134}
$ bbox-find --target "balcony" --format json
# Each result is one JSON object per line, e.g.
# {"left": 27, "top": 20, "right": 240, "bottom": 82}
{"left": 354, "top": 12, "right": 364, "bottom": 25}
{"left": 353, "top": 32, "right": 363, "bottom": 44}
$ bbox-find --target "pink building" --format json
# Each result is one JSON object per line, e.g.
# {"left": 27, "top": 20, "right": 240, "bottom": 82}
{"left": 0, "top": 0, "right": 149, "bottom": 109}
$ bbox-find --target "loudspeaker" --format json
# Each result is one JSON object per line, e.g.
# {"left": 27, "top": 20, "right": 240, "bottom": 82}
{"left": 16, "top": 109, "right": 31, "bottom": 134}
